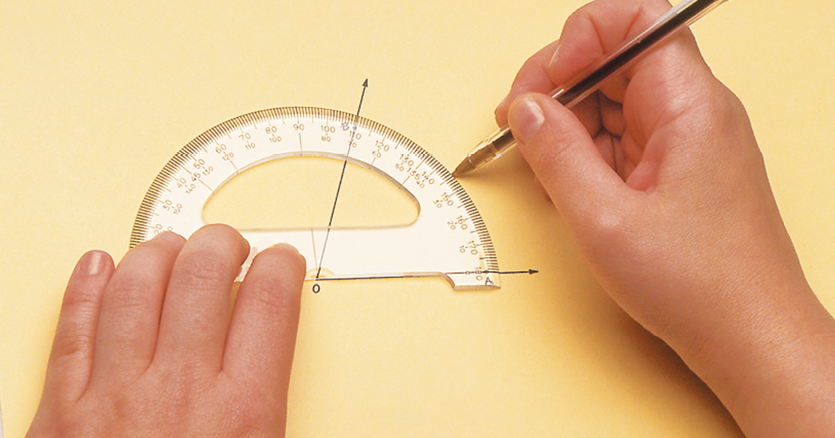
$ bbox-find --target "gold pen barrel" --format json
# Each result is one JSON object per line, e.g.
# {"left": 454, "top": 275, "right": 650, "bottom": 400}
{"left": 453, "top": 125, "right": 516, "bottom": 176}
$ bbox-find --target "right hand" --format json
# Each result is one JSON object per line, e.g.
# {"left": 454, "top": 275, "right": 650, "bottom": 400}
{"left": 495, "top": 0, "right": 835, "bottom": 436}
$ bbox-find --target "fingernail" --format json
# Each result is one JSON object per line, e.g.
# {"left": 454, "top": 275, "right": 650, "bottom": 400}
{"left": 508, "top": 96, "right": 545, "bottom": 145}
{"left": 80, "top": 250, "right": 107, "bottom": 276}
{"left": 548, "top": 43, "right": 561, "bottom": 69}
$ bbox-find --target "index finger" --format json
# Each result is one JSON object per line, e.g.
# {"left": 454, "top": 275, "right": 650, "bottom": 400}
{"left": 547, "top": 0, "right": 682, "bottom": 102}
{"left": 494, "top": 40, "right": 560, "bottom": 127}
{"left": 496, "top": 0, "right": 708, "bottom": 127}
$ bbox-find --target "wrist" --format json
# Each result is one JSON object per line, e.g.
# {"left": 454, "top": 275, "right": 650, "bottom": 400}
{"left": 676, "top": 279, "right": 835, "bottom": 437}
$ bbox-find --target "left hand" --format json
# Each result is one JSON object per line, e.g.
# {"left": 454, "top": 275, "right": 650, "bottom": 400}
{"left": 27, "top": 224, "right": 305, "bottom": 437}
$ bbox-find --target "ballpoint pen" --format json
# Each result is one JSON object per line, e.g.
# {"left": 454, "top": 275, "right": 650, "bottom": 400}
{"left": 452, "top": 0, "right": 729, "bottom": 176}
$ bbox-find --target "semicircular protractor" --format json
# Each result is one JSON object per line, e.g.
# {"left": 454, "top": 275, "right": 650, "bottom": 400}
{"left": 130, "top": 107, "right": 500, "bottom": 289}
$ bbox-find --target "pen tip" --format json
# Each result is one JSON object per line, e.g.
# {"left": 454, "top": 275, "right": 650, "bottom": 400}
{"left": 452, "top": 159, "right": 474, "bottom": 177}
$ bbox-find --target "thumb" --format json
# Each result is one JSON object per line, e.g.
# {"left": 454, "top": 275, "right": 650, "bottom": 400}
{"left": 508, "top": 93, "right": 628, "bottom": 221}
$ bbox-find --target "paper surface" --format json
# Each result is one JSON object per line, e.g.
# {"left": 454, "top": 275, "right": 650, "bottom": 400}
{"left": 2, "top": 0, "right": 835, "bottom": 436}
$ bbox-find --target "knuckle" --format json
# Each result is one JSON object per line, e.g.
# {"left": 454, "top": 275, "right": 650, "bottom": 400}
{"left": 529, "top": 127, "right": 583, "bottom": 188}
{"left": 108, "top": 270, "right": 151, "bottom": 295}
{"left": 105, "top": 273, "right": 158, "bottom": 313}
{"left": 589, "top": 203, "right": 630, "bottom": 241}
{"left": 246, "top": 275, "right": 299, "bottom": 318}
{"left": 243, "top": 250, "right": 303, "bottom": 317}
{"left": 61, "top": 286, "right": 101, "bottom": 309}
{"left": 51, "top": 329, "right": 95, "bottom": 367}
{"left": 574, "top": 200, "right": 637, "bottom": 258}
{"left": 175, "top": 251, "right": 231, "bottom": 290}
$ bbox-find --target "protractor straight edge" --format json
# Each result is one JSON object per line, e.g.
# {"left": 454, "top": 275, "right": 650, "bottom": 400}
{"left": 130, "top": 107, "right": 500, "bottom": 289}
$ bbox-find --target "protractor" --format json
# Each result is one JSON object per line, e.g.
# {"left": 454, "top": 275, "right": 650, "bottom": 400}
{"left": 130, "top": 107, "right": 500, "bottom": 289}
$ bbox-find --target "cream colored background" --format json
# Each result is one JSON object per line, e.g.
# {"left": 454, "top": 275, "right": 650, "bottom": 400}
{"left": 2, "top": 0, "right": 834, "bottom": 436}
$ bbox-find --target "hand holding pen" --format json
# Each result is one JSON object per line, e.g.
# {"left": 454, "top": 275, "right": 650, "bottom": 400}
{"left": 485, "top": 0, "right": 835, "bottom": 436}
{"left": 454, "top": 0, "right": 728, "bottom": 176}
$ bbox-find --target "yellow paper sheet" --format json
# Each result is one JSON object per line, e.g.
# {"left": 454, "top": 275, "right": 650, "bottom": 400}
{"left": 2, "top": 0, "right": 834, "bottom": 436}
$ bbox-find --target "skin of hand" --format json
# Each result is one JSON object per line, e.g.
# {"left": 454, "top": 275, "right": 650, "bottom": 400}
{"left": 494, "top": 0, "right": 835, "bottom": 436}
{"left": 27, "top": 224, "right": 306, "bottom": 437}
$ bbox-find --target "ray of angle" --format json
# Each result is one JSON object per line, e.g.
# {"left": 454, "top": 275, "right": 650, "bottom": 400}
{"left": 309, "top": 269, "right": 539, "bottom": 282}
{"left": 316, "top": 79, "right": 369, "bottom": 279}
{"left": 439, "top": 269, "right": 538, "bottom": 276}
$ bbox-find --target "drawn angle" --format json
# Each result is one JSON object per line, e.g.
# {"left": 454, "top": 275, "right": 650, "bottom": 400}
{"left": 317, "top": 79, "right": 369, "bottom": 279}
{"left": 131, "top": 83, "right": 536, "bottom": 289}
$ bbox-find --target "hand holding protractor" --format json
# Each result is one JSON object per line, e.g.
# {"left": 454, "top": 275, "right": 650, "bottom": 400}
{"left": 131, "top": 104, "right": 509, "bottom": 290}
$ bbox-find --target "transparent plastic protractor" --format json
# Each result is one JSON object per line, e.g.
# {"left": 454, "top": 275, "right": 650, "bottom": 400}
{"left": 131, "top": 107, "right": 499, "bottom": 289}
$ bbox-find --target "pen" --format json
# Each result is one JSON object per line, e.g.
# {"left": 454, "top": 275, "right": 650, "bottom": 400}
{"left": 452, "top": 0, "right": 729, "bottom": 176}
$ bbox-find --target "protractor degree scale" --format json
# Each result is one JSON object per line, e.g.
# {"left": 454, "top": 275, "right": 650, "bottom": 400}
{"left": 131, "top": 107, "right": 500, "bottom": 289}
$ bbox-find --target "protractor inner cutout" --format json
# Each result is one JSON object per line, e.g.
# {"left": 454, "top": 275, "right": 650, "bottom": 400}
{"left": 131, "top": 107, "right": 500, "bottom": 289}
